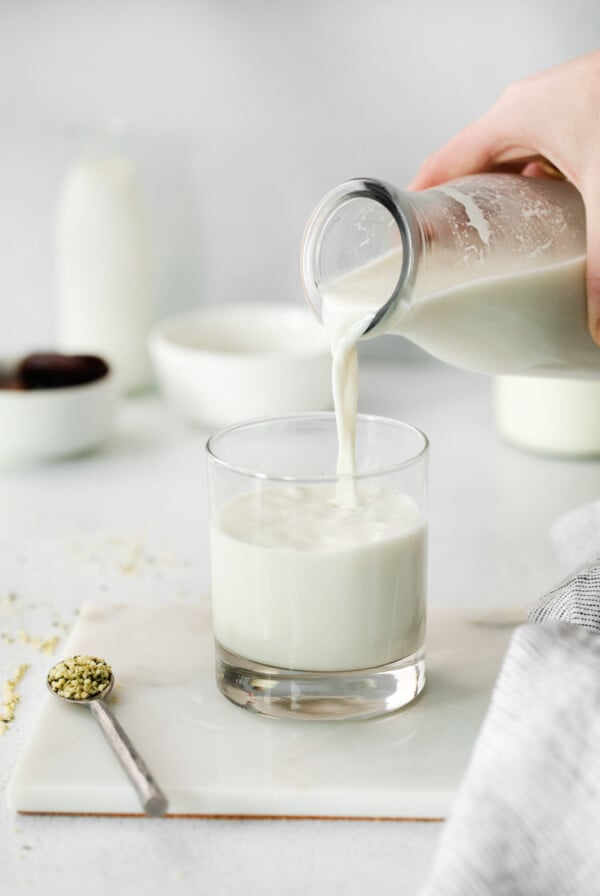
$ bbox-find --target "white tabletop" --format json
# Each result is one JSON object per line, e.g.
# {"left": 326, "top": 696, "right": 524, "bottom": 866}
{"left": 1, "top": 352, "right": 597, "bottom": 896}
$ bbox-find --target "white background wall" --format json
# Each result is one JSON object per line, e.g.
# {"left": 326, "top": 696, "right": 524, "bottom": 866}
{"left": 0, "top": 0, "right": 598, "bottom": 355}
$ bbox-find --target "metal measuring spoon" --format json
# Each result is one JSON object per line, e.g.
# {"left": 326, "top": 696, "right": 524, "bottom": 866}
{"left": 46, "top": 658, "right": 168, "bottom": 817}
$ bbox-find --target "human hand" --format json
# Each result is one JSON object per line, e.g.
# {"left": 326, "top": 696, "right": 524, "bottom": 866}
{"left": 408, "top": 52, "right": 600, "bottom": 345}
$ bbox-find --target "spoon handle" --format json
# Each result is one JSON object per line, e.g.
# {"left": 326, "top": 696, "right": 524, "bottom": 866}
{"left": 90, "top": 699, "right": 168, "bottom": 817}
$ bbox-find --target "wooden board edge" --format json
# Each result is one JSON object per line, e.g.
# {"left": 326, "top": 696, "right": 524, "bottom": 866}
{"left": 17, "top": 810, "right": 444, "bottom": 822}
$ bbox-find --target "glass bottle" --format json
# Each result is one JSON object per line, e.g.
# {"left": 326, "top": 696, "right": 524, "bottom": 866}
{"left": 301, "top": 173, "right": 598, "bottom": 378}
{"left": 55, "top": 126, "right": 153, "bottom": 394}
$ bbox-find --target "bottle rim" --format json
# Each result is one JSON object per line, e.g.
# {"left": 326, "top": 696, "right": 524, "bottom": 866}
{"left": 300, "top": 178, "right": 420, "bottom": 338}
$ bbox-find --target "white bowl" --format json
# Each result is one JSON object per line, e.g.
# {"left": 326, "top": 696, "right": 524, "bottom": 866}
{"left": 149, "top": 303, "right": 332, "bottom": 428}
{"left": 0, "top": 370, "right": 119, "bottom": 467}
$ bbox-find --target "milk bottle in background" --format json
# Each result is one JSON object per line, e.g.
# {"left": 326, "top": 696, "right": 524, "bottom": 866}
{"left": 493, "top": 376, "right": 600, "bottom": 457}
{"left": 55, "top": 136, "right": 153, "bottom": 394}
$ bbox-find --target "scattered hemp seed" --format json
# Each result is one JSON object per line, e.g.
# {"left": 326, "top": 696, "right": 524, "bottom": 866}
{"left": 0, "top": 592, "right": 18, "bottom": 611}
{"left": 47, "top": 655, "right": 112, "bottom": 701}
{"left": 0, "top": 664, "right": 29, "bottom": 735}
{"left": 17, "top": 630, "right": 60, "bottom": 656}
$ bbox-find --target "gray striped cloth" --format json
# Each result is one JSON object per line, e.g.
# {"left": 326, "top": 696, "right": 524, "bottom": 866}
{"left": 529, "top": 562, "right": 600, "bottom": 632}
{"left": 422, "top": 501, "right": 600, "bottom": 896}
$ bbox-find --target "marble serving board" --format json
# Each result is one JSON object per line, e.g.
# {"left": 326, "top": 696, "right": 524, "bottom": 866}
{"left": 7, "top": 603, "right": 522, "bottom": 819}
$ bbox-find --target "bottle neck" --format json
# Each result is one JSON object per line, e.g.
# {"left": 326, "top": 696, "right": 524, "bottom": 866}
{"left": 301, "top": 178, "right": 424, "bottom": 339}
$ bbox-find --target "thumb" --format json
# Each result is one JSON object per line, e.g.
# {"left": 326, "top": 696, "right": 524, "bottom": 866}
{"left": 584, "top": 177, "right": 600, "bottom": 346}
{"left": 408, "top": 118, "right": 498, "bottom": 190}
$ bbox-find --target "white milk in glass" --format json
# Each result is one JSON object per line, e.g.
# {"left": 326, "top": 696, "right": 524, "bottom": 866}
{"left": 211, "top": 485, "right": 426, "bottom": 671}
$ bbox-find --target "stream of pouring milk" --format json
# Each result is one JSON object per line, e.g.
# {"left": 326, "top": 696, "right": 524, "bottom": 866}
{"left": 321, "top": 254, "right": 397, "bottom": 506}
{"left": 323, "top": 309, "right": 373, "bottom": 506}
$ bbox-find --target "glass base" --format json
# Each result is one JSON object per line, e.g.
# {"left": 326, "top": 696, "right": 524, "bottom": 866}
{"left": 215, "top": 642, "right": 426, "bottom": 721}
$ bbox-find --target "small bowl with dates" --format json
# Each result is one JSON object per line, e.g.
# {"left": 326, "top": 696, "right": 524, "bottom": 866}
{"left": 0, "top": 352, "right": 118, "bottom": 466}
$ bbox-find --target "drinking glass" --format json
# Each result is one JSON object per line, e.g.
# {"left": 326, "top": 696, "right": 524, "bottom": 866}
{"left": 206, "top": 412, "right": 428, "bottom": 720}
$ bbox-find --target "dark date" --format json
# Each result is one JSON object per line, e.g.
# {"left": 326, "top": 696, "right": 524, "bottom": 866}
{"left": 1, "top": 353, "right": 110, "bottom": 390}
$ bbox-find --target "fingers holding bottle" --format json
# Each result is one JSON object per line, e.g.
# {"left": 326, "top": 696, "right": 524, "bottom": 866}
{"left": 408, "top": 52, "right": 600, "bottom": 346}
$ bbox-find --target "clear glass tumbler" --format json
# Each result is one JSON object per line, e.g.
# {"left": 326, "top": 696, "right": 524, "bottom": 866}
{"left": 206, "top": 413, "right": 428, "bottom": 720}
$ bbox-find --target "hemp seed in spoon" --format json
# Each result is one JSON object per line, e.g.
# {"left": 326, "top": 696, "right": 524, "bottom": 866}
{"left": 47, "top": 655, "right": 112, "bottom": 701}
